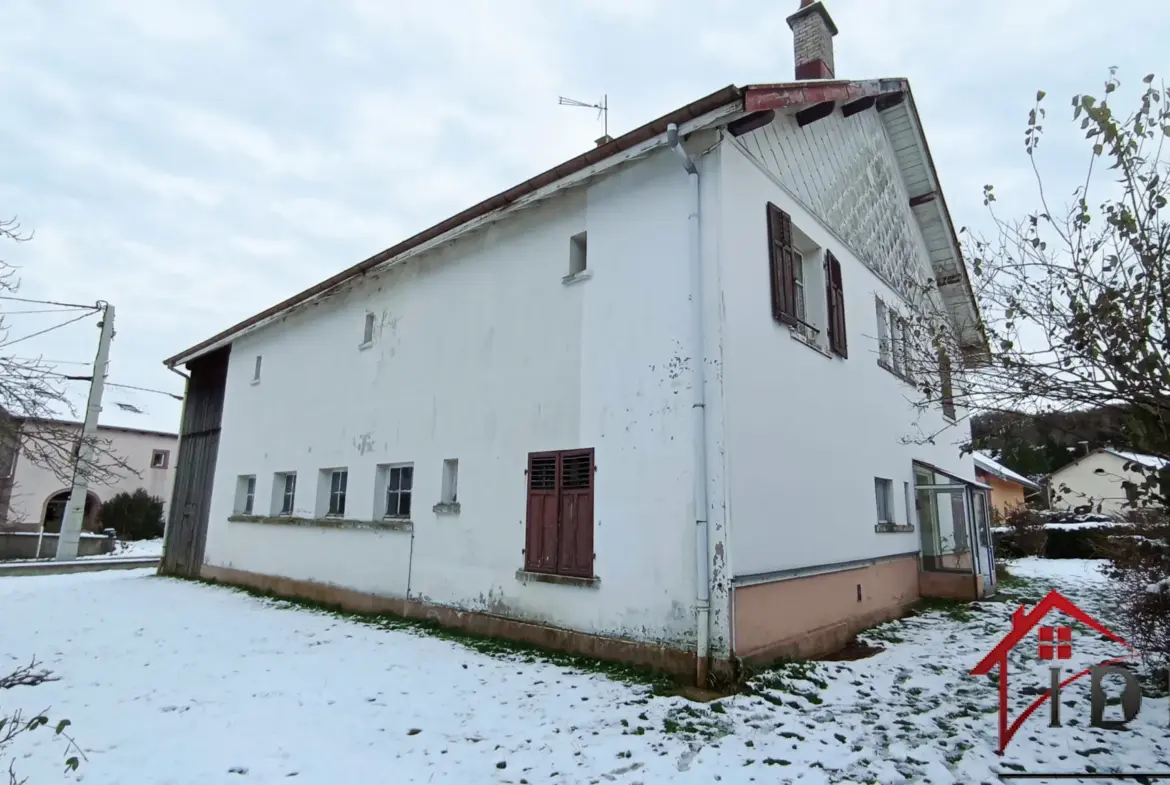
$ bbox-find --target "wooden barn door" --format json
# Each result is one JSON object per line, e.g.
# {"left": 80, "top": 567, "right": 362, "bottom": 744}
{"left": 161, "top": 347, "right": 229, "bottom": 578}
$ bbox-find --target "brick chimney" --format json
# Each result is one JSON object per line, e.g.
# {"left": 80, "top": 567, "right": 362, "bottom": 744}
{"left": 787, "top": 0, "right": 839, "bottom": 80}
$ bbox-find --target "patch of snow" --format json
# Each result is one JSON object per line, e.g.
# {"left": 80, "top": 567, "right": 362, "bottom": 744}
{"left": 973, "top": 451, "right": 1042, "bottom": 490}
{"left": 81, "top": 538, "right": 164, "bottom": 560}
{"left": 1147, "top": 576, "right": 1170, "bottom": 594}
{"left": 1104, "top": 448, "right": 1170, "bottom": 471}
{"left": 0, "top": 558, "right": 1164, "bottom": 783}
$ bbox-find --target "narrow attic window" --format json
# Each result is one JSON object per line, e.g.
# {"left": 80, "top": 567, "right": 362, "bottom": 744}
{"left": 252, "top": 355, "right": 262, "bottom": 384}
{"left": 361, "top": 312, "right": 375, "bottom": 347}
{"left": 564, "top": 231, "right": 589, "bottom": 284}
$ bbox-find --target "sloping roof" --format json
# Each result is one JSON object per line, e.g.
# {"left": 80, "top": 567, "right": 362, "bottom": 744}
{"left": 1103, "top": 448, "right": 1170, "bottom": 471}
{"left": 972, "top": 451, "right": 1041, "bottom": 490}
{"left": 166, "top": 78, "right": 986, "bottom": 368}
{"left": 1050, "top": 447, "right": 1170, "bottom": 480}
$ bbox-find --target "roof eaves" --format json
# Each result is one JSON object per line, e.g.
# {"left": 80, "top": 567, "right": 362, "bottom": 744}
{"left": 165, "top": 85, "right": 745, "bottom": 368}
{"left": 899, "top": 87, "right": 989, "bottom": 362}
{"left": 740, "top": 79, "right": 987, "bottom": 361}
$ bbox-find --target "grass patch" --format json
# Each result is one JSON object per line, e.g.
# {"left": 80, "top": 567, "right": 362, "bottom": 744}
{"left": 912, "top": 597, "right": 976, "bottom": 622}
{"left": 177, "top": 574, "right": 679, "bottom": 691}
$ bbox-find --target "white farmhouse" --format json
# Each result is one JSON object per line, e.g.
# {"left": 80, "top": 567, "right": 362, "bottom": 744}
{"left": 162, "top": 1, "right": 993, "bottom": 684}
{"left": 1047, "top": 448, "right": 1169, "bottom": 518}
{"left": 1, "top": 417, "right": 177, "bottom": 533}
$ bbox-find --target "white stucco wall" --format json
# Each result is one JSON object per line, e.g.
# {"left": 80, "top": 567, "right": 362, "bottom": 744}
{"left": 206, "top": 148, "right": 708, "bottom": 649}
{"left": 7, "top": 422, "right": 177, "bottom": 524}
{"left": 1049, "top": 451, "right": 1158, "bottom": 517}
{"left": 717, "top": 116, "right": 975, "bottom": 579}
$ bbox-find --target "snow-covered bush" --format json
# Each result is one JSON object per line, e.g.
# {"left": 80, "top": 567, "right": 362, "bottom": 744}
{"left": 1102, "top": 519, "right": 1170, "bottom": 675}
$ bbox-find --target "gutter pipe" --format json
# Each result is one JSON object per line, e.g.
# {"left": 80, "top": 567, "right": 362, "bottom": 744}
{"left": 667, "top": 123, "right": 711, "bottom": 687}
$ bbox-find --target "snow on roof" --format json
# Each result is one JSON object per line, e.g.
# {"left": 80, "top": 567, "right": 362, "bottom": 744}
{"left": 972, "top": 451, "right": 1042, "bottom": 490}
{"left": 1103, "top": 449, "right": 1170, "bottom": 471}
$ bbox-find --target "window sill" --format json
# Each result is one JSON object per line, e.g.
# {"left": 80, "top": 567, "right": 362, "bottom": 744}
{"left": 250, "top": 379, "right": 261, "bottom": 386}
{"left": 358, "top": 340, "right": 373, "bottom": 351}
{"left": 788, "top": 326, "right": 834, "bottom": 359}
{"left": 515, "top": 569, "right": 600, "bottom": 589}
{"left": 877, "top": 359, "right": 915, "bottom": 386}
{"left": 874, "top": 523, "right": 915, "bottom": 533}
{"left": 432, "top": 501, "right": 461, "bottom": 515}
{"left": 228, "top": 514, "right": 413, "bottom": 533}
{"left": 562, "top": 270, "right": 592, "bottom": 286}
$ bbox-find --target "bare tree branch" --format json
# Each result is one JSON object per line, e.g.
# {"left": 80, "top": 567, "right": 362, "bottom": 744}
{"left": 892, "top": 70, "right": 1170, "bottom": 511}
{"left": 0, "top": 216, "right": 135, "bottom": 496}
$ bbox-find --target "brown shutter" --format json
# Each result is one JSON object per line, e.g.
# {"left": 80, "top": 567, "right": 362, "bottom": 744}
{"left": 524, "top": 452, "right": 560, "bottom": 573}
{"left": 939, "top": 352, "right": 956, "bottom": 420}
{"left": 557, "top": 449, "right": 595, "bottom": 578}
{"left": 825, "top": 252, "right": 848, "bottom": 358}
{"left": 766, "top": 203, "right": 799, "bottom": 326}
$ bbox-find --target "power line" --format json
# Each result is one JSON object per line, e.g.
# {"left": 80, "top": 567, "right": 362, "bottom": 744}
{"left": 3, "top": 307, "right": 97, "bottom": 316}
{"left": 10, "top": 358, "right": 92, "bottom": 366}
{"left": 106, "top": 382, "right": 183, "bottom": 401}
{"left": 37, "top": 369, "right": 184, "bottom": 401}
{"left": 0, "top": 295, "right": 99, "bottom": 310}
{"left": 0, "top": 311, "right": 97, "bottom": 350}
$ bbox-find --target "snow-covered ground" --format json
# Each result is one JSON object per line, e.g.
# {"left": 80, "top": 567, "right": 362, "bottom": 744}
{"left": 0, "top": 538, "right": 162, "bottom": 565}
{"left": 0, "top": 559, "right": 1165, "bottom": 784}
{"left": 86, "top": 538, "right": 163, "bottom": 560}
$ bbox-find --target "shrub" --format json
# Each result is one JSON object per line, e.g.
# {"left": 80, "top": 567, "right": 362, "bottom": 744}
{"left": 98, "top": 489, "right": 164, "bottom": 541}
{"left": 1101, "top": 519, "right": 1170, "bottom": 676}
{"left": 999, "top": 507, "right": 1048, "bottom": 558}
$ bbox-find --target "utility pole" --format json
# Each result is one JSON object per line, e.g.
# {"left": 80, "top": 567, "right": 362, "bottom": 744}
{"left": 56, "top": 303, "right": 114, "bottom": 561}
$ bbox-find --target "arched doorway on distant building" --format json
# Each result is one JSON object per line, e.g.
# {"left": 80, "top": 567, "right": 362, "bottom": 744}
{"left": 41, "top": 490, "right": 102, "bottom": 533}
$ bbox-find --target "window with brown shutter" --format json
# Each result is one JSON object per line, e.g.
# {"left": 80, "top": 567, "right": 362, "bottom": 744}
{"left": 939, "top": 352, "right": 957, "bottom": 420}
{"left": 524, "top": 448, "right": 595, "bottom": 577}
{"left": 766, "top": 203, "right": 799, "bottom": 326}
{"left": 825, "top": 251, "right": 848, "bottom": 358}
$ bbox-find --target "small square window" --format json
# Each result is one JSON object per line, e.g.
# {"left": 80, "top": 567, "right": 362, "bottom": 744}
{"left": 362, "top": 312, "right": 375, "bottom": 346}
{"left": 273, "top": 472, "right": 297, "bottom": 516}
{"left": 441, "top": 458, "right": 458, "bottom": 504}
{"left": 376, "top": 463, "right": 413, "bottom": 519}
{"left": 874, "top": 478, "right": 895, "bottom": 524}
{"left": 328, "top": 469, "right": 348, "bottom": 516}
{"left": 569, "top": 231, "right": 588, "bottom": 276}
{"left": 150, "top": 449, "right": 169, "bottom": 469}
{"left": 235, "top": 475, "right": 256, "bottom": 515}
{"left": 252, "top": 355, "right": 263, "bottom": 383}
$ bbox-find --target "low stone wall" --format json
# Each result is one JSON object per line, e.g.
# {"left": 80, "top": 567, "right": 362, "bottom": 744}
{"left": 0, "top": 532, "right": 115, "bottom": 560}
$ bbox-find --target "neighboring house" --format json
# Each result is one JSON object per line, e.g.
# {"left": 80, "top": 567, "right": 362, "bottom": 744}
{"left": 0, "top": 417, "right": 178, "bottom": 534}
{"left": 973, "top": 451, "right": 1041, "bottom": 520}
{"left": 161, "top": 1, "right": 992, "bottom": 684}
{"left": 1047, "top": 448, "right": 1169, "bottom": 518}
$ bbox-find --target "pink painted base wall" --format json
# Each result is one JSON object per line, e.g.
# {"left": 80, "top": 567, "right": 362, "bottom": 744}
{"left": 733, "top": 555, "right": 920, "bottom": 662}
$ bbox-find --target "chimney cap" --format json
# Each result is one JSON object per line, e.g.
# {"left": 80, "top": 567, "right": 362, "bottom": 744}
{"left": 786, "top": 0, "right": 838, "bottom": 37}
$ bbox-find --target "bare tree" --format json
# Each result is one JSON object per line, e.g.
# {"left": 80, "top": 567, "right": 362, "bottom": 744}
{"left": 895, "top": 69, "right": 1170, "bottom": 510}
{"left": 0, "top": 216, "right": 135, "bottom": 500}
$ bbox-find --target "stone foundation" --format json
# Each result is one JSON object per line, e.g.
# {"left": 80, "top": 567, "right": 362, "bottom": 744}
{"left": 918, "top": 570, "right": 983, "bottom": 601}
{"left": 201, "top": 563, "right": 705, "bottom": 682}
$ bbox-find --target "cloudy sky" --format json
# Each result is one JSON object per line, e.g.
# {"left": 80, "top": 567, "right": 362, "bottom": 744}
{"left": 0, "top": 0, "right": 1164, "bottom": 434}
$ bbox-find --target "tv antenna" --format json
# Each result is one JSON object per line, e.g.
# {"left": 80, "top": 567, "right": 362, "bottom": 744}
{"left": 558, "top": 94, "right": 609, "bottom": 139}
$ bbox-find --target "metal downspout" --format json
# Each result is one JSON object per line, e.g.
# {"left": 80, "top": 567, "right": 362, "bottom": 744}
{"left": 667, "top": 123, "right": 711, "bottom": 687}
